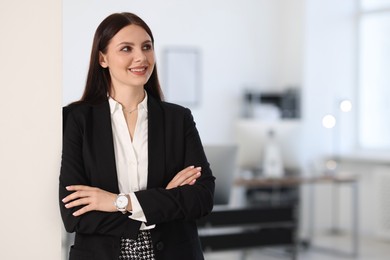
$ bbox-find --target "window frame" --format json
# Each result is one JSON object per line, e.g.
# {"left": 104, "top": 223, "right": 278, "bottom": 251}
{"left": 357, "top": 2, "right": 390, "bottom": 150}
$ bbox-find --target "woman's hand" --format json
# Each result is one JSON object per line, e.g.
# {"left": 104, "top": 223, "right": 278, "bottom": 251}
{"left": 62, "top": 185, "right": 117, "bottom": 217}
{"left": 166, "top": 166, "right": 202, "bottom": 190}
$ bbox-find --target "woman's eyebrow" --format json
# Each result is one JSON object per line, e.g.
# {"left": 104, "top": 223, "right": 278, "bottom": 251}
{"left": 117, "top": 41, "right": 135, "bottom": 47}
{"left": 117, "top": 40, "right": 152, "bottom": 47}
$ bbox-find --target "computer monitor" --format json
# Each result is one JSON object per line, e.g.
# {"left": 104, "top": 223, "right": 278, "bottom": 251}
{"left": 204, "top": 145, "right": 238, "bottom": 205}
{"left": 235, "top": 120, "right": 302, "bottom": 171}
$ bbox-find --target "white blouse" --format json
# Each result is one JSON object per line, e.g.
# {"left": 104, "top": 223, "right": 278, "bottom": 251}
{"left": 109, "top": 93, "right": 155, "bottom": 230}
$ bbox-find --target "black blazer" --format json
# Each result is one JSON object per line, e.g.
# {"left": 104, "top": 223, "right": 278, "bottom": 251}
{"left": 59, "top": 95, "right": 215, "bottom": 260}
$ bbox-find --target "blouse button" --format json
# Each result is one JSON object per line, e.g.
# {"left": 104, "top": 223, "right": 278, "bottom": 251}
{"left": 156, "top": 241, "right": 164, "bottom": 251}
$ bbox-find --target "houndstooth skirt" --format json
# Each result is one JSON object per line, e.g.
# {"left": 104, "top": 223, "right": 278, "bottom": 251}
{"left": 119, "top": 230, "right": 155, "bottom": 260}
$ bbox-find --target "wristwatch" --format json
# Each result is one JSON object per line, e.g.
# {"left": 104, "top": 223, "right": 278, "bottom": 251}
{"left": 115, "top": 193, "right": 129, "bottom": 214}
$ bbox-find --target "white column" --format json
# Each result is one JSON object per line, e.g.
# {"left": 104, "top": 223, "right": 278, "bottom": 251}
{"left": 0, "top": 0, "right": 62, "bottom": 259}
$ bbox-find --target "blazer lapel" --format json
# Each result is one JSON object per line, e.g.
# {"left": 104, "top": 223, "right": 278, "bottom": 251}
{"left": 92, "top": 101, "right": 120, "bottom": 193}
{"left": 90, "top": 98, "right": 165, "bottom": 192}
{"left": 147, "top": 96, "right": 166, "bottom": 189}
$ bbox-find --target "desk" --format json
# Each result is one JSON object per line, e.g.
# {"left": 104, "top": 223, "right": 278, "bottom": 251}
{"left": 198, "top": 204, "right": 299, "bottom": 260}
{"left": 235, "top": 174, "right": 360, "bottom": 258}
{"left": 198, "top": 174, "right": 302, "bottom": 259}
{"left": 235, "top": 174, "right": 358, "bottom": 187}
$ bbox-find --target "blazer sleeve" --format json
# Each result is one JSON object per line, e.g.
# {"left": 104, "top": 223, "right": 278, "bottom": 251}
{"left": 59, "top": 106, "right": 141, "bottom": 238}
{"left": 134, "top": 108, "right": 215, "bottom": 225}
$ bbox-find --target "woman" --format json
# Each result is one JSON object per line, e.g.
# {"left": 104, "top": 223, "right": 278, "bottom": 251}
{"left": 60, "top": 12, "right": 215, "bottom": 260}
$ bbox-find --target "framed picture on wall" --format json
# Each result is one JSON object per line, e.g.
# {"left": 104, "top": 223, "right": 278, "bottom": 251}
{"left": 163, "top": 47, "right": 201, "bottom": 106}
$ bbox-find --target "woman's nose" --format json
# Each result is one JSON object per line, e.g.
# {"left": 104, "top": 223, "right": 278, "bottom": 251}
{"left": 134, "top": 48, "right": 146, "bottom": 62}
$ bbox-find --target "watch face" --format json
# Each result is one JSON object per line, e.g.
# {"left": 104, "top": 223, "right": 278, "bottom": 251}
{"left": 116, "top": 195, "right": 128, "bottom": 208}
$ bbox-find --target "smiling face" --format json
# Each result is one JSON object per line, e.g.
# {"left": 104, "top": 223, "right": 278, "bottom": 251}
{"left": 99, "top": 24, "right": 155, "bottom": 91}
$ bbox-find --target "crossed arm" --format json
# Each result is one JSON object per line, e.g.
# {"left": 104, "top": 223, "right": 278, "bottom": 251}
{"left": 62, "top": 166, "right": 202, "bottom": 217}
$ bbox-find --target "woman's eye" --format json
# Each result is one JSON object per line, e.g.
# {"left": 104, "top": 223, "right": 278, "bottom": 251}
{"left": 121, "top": 46, "right": 132, "bottom": 52}
{"left": 143, "top": 44, "right": 153, "bottom": 51}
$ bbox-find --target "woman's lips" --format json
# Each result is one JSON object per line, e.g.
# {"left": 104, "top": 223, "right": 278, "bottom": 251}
{"left": 129, "top": 66, "right": 147, "bottom": 75}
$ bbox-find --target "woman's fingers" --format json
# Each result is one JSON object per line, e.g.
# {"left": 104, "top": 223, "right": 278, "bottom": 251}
{"left": 62, "top": 185, "right": 117, "bottom": 216}
{"left": 176, "top": 166, "right": 201, "bottom": 183}
{"left": 166, "top": 166, "right": 202, "bottom": 189}
{"left": 66, "top": 185, "right": 93, "bottom": 191}
{"left": 64, "top": 197, "right": 90, "bottom": 209}
{"left": 64, "top": 195, "right": 95, "bottom": 216}
{"left": 179, "top": 170, "right": 201, "bottom": 186}
{"left": 72, "top": 205, "right": 92, "bottom": 217}
{"left": 170, "top": 166, "right": 195, "bottom": 182}
{"left": 62, "top": 185, "right": 95, "bottom": 203}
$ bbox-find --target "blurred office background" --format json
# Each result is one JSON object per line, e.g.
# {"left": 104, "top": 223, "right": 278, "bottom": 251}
{"left": 61, "top": 0, "right": 390, "bottom": 259}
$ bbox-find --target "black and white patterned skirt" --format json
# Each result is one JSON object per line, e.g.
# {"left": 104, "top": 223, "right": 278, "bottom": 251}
{"left": 119, "top": 230, "right": 155, "bottom": 260}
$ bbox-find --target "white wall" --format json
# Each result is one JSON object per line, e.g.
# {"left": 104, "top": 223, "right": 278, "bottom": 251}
{"left": 0, "top": 1, "right": 62, "bottom": 259}
{"left": 63, "top": 0, "right": 304, "bottom": 144}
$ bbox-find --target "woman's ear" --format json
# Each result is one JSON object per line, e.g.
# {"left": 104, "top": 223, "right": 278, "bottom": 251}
{"left": 99, "top": 51, "right": 108, "bottom": 68}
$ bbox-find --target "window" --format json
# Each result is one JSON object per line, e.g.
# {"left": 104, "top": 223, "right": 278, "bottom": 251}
{"left": 358, "top": 1, "right": 390, "bottom": 149}
{"left": 361, "top": 0, "right": 390, "bottom": 10}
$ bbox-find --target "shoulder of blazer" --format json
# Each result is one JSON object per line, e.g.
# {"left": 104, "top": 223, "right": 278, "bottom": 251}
{"left": 161, "top": 101, "right": 189, "bottom": 112}
{"left": 63, "top": 101, "right": 95, "bottom": 116}
{"left": 63, "top": 102, "right": 89, "bottom": 120}
{"left": 63, "top": 101, "right": 109, "bottom": 120}
{"left": 147, "top": 95, "right": 192, "bottom": 122}
{"left": 151, "top": 97, "right": 191, "bottom": 116}
{"left": 62, "top": 101, "right": 110, "bottom": 131}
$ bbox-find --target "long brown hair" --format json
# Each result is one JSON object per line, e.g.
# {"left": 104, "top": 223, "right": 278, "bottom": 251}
{"left": 79, "top": 12, "right": 163, "bottom": 104}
